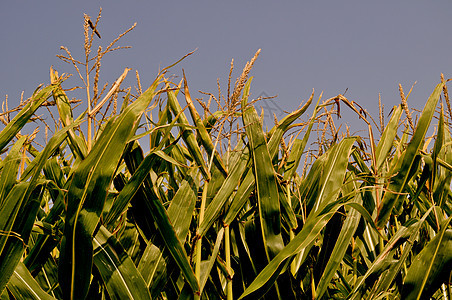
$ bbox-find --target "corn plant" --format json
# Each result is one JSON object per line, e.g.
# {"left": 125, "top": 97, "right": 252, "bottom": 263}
{"left": 0, "top": 11, "right": 451, "bottom": 300}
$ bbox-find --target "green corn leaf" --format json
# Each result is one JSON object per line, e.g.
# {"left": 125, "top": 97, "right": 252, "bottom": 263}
{"left": 7, "top": 262, "right": 55, "bottom": 300}
{"left": 0, "top": 136, "right": 27, "bottom": 205}
{"left": 375, "top": 105, "right": 402, "bottom": 172}
{"left": 20, "top": 119, "right": 83, "bottom": 183}
{"left": 281, "top": 92, "right": 320, "bottom": 181}
{"left": 349, "top": 207, "right": 433, "bottom": 299}
{"left": 104, "top": 149, "right": 185, "bottom": 226}
{"left": 0, "top": 84, "right": 56, "bottom": 152}
{"left": 183, "top": 72, "right": 227, "bottom": 177}
{"left": 0, "top": 182, "right": 29, "bottom": 265}
{"left": 24, "top": 220, "right": 64, "bottom": 277}
{"left": 267, "top": 89, "right": 314, "bottom": 160}
{"left": 200, "top": 227, "right": 224, "bottom": 293}
{"left": 376, "top": 83, "right": 443, "bottom": 228}
{"left": 241, "top": 77, "right": 284, "bottom": 260}
{"left": 294, "top": 155, "right": 325, "bottom": 214}
{"left": 204, "top": 90, "right": 316, "bottom": 237}
{"left": 121, "top": 142, "right": 200, "bottom": 295}
{"left": 24, "top": 156, "right": 68, "bottom": 274}
{"left": 429, "top": 107, "right": 449, "bottom": 226}
{"left": 114, "top": 218, "right": 142, "bottom": 264}
{"left": 20, "top": 123, "right": 81, "bottom": 276}
{"left": 206, "top": 139, "right": 244, "bottom": 203}
{"left": 315, "top": 191, "right": 362, "bottom": 299}
{"left": 50, "top": 67, "right": 74, "bottom": 128}
{"left": 93, "top": 226, "right": 152, "bottom": 300}
{"left": 402, "top": 217, "right": 452, "bottom": 300}
{"left": 433, "top": 108, "right": 452, "bottom": 208}
{"left": 432, "top": 104, "right": 444, "bottom": 170}
{"left": 138, "top": 178, "right": 200, "bottom": 295}
{"left": 278, "top": 187, "right": 297, "bottom": 230}
{"left": 370, "top": 214, "right": 434, "bottom": 296}
{"left": 34, "top": 258, "right": 61, "bottom": 299}
{"left": 288, "top": 161, "right": 326, "bottom": 275}
{"left": 313, "top": 137, "right": 356, "bottom": 213}
{"left": 50, "top": 67, "right": 87, "bottom": 160}
{"left": 166, "top": 85, "right": 210, "bottom": 181}
{"left": 137, "top": 244, "right": 167, "bottom": 297}
{"left": 137, "top": 172, "right": 197, "bottom": 297}
{"left": 166, "top": 173, "right": 198, "bottom": 243}
{"left": 0, "top": 289, "right": 9, "bottom": 299}
{"left": 238, "top": 197, "right": 352, "bottom": 300}
{"left": 59, "top": 74, "right": 163, "bottom": 300}
{"left": 175, "top": 84, "right": 313, "bottom": 243}
{"left": 222, "top": 167, "right": 255, "bottom": 227}
{"left": 120, "top": 143, "right": 155, "bottom": 238}
{"left": 149, "top": 104, "right": 171, "bottom": 149}
{"left": 0, "top": 183, "right": 45, "bottom": 294}
{"left": 178, "top": 228, "right": 226, "bottom": 299}
{"left": 282, "top": 139, "right": 305, "bottom": 182}
{"left": 198, "top": 146, "right": 249, "bottom": 237}
{"left": 0, "top": 120, "right": 82, "bottom": 293}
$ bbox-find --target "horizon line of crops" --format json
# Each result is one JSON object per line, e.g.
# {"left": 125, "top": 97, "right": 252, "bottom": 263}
{"left": 0, "top": 9, "right": 451, "bottom": 300}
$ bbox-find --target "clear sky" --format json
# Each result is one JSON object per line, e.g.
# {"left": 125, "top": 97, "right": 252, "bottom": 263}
{"left": 2, "top": 2, "right": 452, "bottom": 134}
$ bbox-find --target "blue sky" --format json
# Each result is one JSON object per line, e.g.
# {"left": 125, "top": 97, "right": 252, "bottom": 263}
{"left": 1, "top": 2, "right": 452, "bottom": 134}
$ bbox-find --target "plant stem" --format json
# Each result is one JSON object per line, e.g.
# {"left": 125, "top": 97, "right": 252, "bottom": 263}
{"left": 225, "top": 224, "right": 233, "bottom": 300}
{"left": 196, "top": 180, "right": 208, "bottom": 285}
{"left": 85, "top": 43, "right": 92, "bottom": 151}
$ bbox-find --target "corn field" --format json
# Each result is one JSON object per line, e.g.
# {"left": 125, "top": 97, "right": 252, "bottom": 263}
{"left": 0, "top": 13, "right": 451, "bottom": 300}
